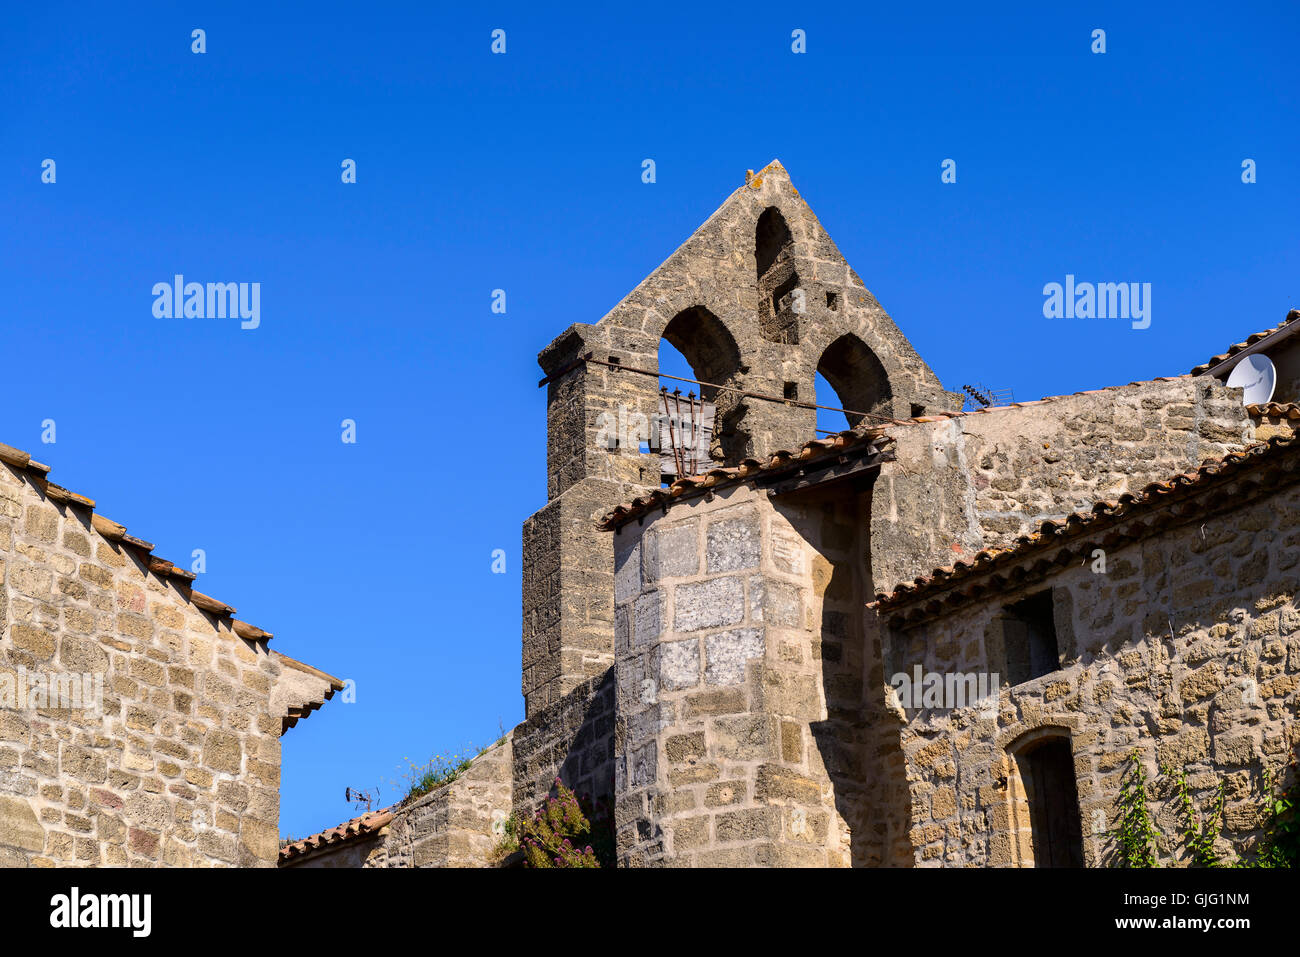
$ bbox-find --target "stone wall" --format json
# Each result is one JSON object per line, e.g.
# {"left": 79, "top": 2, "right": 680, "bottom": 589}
{"left": 0, "top": 456, "right": 334, "bottom": 867}
{"left": 871, "top": 376, "right": 1253, "bottom": 593}
{"left": 511, "top": 670, "right": 615, "bottom": 818}
{"left": 613, "top": 483, "right": 896, "bottom": 866}
{"left": 521, "top": 478, "right": 641, "bottom": 717}
{"left": 886, "top": 476, "right": 1300, "bottom": 866}
{"left": 371, "top": 736, "right": 513, "bottom": 868}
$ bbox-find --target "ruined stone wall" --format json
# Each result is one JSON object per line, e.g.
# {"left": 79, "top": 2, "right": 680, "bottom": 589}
{"left": 613, "top": 483, "right": 898, "bottom": 866}
{"left": 371, "top": 736, "right": 513, "bottom": 868}
{"left": 886, "top": 479, "right": 1300, "bottom": 866}
{"left": 0, "top": 458, "right": 332, "bottom": 867}
{"left": 872, "top": 376, "right": 1254, "bottom": 593}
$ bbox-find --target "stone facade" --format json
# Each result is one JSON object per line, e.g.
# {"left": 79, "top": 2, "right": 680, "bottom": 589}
{"left": 871, "top": 375, "right": 1252, "bottom": 594}
{"left": 612, "top": 483, "right": 879, "bottom": 866}
{"left": 0, "top": 445, "right": 338, "bottom": 867}
{"left": 885, "top": 468, "right": 1300, "bottom": 866}
{"left": 606, "top": 425, "right": 1299, "bottom": 867}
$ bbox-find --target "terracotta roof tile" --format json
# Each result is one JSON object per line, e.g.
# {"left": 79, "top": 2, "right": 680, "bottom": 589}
{"left": 1248, "top": 401, "right": 1300, "bottom": 420}
{"left": 872, "top": 432, "right": 1300, "bottom": 622}
{"left": 1191, "top": 309, "right": 1300, "bottom": 376}
{"left": 278, "top": 808, "right": 394, "bottom": 865}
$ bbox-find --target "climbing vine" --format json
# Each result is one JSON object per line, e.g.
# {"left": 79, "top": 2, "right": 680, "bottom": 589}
{"left": 1114, "top": 750, "right": 1160, "bottom": 867}
{"left": 1111, "top": 748, "right": 1297, "bottom": 868}
{"left": 1165, "top": 764, "right": 1225, "bottom": 868}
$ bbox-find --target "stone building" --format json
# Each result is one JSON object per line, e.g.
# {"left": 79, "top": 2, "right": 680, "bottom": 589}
{"left": 0, "top": 440, "right": 340, "bottom": 867}
{"left": 282, "top": 160, "right": 1297, "bottom": 868}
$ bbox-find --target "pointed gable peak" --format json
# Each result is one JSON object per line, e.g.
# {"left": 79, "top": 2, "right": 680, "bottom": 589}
{"left": 744, "top": 159, "right": 791, "bottom": 192}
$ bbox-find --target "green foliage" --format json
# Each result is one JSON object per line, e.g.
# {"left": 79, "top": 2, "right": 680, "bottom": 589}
{"left": 394, "top": 738, "right": 500, "bottom": 803}
{"left": 397, "top": 746, "right": 477, "bottom": 801}
{"left": 1165, "top": 764, "right": 1225, "bottom": 867}
{"left": 1114, "top": 750, "right": 1160, "bottom": 868}
{"left": 495, "top": 778, "right": 614, "bottom": 868}
{"left": 1112, "top": 747, "right": 1297, "bottom": 869}
{"left": 1235, "top": 755, "right": 1300, "bottom": 869}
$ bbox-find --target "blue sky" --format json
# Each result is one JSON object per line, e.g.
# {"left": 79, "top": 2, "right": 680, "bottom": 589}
{"left": 2, "top": 1, "right": 1296, "bottom": 838}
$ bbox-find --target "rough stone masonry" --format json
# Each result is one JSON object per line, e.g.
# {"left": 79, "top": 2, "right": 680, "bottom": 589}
{"left": 281, "top": 161, "right": 1296, "bottom": 868}
{"left": 0, "top": 442, "right": 340, "bottom": 867}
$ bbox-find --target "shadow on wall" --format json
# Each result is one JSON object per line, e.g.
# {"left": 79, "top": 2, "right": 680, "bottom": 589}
{"left": 774, "top": 482, "right": 914, "bottom": 867}
{"left": 511, "top": 668, "right": 617, "bottom": 819}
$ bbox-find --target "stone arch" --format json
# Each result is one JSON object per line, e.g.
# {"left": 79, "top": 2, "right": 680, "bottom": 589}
{"left": 754, "top": 206, "right": 800, "bottom": 345}
{"left": 816, "top": 333, "right": 894, "bottom": 427}
{"left": 755, "top": 206, "right": 792, "bottom": 279}
{"left": 659, "top": 306, "right": 747, "bottom": 466}
{"left": 997, "top": 726, "right": 1085, "bottom": 867}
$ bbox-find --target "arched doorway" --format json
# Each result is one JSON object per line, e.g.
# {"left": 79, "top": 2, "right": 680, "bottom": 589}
{"left": 1005, "top": 730, "right": 1085, "bottom": 867}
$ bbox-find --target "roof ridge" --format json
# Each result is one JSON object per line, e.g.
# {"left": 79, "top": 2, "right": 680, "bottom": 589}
{"left": 1191, "top": 308, "right": 1300, "bottom": 376}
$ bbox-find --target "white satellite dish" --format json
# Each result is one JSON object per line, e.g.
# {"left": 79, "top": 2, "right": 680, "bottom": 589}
{"left": 1226, "top": 353, "right": 1276, "bottom": 406}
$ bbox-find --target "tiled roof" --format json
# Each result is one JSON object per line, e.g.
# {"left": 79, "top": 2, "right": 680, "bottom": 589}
{"left": 598, "top": 427, "right": 895, "bottom": 530}
{"left": 0, "top": 439, "right": 331, "bottom": 681}
{"left": 1191, "top": 308, "right": 1300, "bottom": 376}
{"left": 278, "top": 809, "right": 393, "bottom": 865}
{"left": 872, "top": 432, "right": 1300, "bottom": 624}
{"left": 1248, "top": 401, "right": 1300, "bottom": 421}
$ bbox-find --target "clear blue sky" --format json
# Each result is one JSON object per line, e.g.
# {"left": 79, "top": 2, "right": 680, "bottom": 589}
{"left": 2, "top": 2, "right": 1296, "bottom": 838}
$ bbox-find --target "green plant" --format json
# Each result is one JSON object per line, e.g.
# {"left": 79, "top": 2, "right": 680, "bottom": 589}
{"left": 495, "top": 779, "right": 614, "bottom": 868}
{"left": 1235, "top": 753, "right": 1299, "bottom": 868}
{"left": 1111, "top": 746, "right": 1298, "bottom": 869}
{"left": 1165, "top": 764, "right": 1225, "bottom": 867}
{"left": 396, "top": 741, "right": 486, "bottom": 802}
{"left": 1113, "top": 750, "right": 1160, "bottom": 867}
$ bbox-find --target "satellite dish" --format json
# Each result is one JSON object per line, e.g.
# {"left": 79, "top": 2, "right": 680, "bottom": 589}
{"left": 1227, "top": 353, "right": 1276, "bottom": 406}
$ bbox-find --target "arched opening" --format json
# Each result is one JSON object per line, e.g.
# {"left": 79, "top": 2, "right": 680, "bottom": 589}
{"left": 656, "top": 306, "right": 744, "bottom": 476}
{"left": 755, "top": 207, "right": 792, "bottom": 279}
{"left": 755, "top": 207, "right": 800, "bottom": 345}
{"left": 1006, "top": 731, "right": 1085, "bottom": 867}
{"left": 816, "top": 334, "right": 893, "bottom": 427}
{"left": 814, "top": 370, "right": 850, "bottom": 436}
